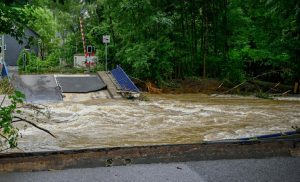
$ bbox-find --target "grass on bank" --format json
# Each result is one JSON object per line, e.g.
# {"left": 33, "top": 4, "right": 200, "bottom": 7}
{"left": 0, "top": 78, "right": 14, "bottom": 95}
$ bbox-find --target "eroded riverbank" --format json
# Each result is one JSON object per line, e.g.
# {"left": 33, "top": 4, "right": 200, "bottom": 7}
{"left": 10, "top": 94, "right": 300, "bottom": 152}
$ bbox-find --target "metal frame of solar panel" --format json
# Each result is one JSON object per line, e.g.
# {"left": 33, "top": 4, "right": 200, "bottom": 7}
{"left": 111, "top": 65, "right": 139, "bottom": 93}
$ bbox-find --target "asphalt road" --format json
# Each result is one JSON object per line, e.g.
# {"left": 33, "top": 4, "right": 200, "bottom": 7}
{"left": 55, "top": 75, "right": 106, "bottom": 93}
{"left": 11, "top": 74, "right": 62, "bottom": 103}
{"left": 0, "top": 157, "right": 299, "bottom": 182}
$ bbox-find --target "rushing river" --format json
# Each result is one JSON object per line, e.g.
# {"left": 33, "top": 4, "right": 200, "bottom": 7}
{"left": 14, "top": 94, "right": 300, "bottom": 152}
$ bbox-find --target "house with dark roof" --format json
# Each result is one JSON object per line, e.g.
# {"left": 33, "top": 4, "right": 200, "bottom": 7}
{"left": 0, "top": 27, "right": 40, "bottom": 66}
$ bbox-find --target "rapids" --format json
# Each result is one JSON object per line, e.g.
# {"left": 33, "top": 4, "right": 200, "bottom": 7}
{"left": 14, "top": 94, "right": 300, "bottom": 152}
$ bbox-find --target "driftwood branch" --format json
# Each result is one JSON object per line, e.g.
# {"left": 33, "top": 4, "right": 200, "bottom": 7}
{"left": 282, "top": 90, "right": 291, "bottom": 95}
{"left": 223, "top": 71, "right": 279, "bottom": 94}
{"left": 0, "top": 147, "right": 10, "bottom": 152}
{"left": 0, "top": 95, "right": 7, "bottom": 108}
{"left": 267, "top": 82, "right": 281, "bottom": 93}
{"left": 0, "top": 133, "right": 9, "bottom": 141}
{"left": 0, "top": 133, "right": 24, "bottom": 152}
{"left": 217, "top": 82, "right": 224, "bottom": 89}
{"left": 270, "top": 90, "right": 292, "bottom": 97}
{"left": 12, "top": 116, "right": 56, "bottom": 138}
{"left": 19, "top": 104, "right": 50, "bottom": 118}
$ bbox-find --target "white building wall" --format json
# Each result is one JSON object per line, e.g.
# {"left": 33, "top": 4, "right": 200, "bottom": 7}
{"left": 73, "top": 55, "right": 98, "bottom": 68}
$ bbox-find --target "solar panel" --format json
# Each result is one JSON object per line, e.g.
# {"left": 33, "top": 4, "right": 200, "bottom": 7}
{"left": 111, "top": 65, "right": 140, "bottom": 93}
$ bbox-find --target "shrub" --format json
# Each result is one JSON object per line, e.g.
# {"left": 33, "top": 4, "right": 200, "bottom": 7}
{"left": 0, "top": 78, "right": 14, "bottom": 95}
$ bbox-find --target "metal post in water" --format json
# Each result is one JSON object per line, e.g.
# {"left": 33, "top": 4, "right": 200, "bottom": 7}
{"left": 103, "top": 35, "right": 110, "bottom": 72}
{"left": 105, "top": 42, "right": 108, "bottom": 72}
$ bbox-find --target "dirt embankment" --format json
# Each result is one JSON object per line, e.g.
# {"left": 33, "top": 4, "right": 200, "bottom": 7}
{"left": 134, "top": 78, "right": 223, "bottom": 94}
{"left": 161, "top": 79, "right": 223, "bottom": 94}
{"left": 134, "top": 78, "right": 295, "bottom": 95}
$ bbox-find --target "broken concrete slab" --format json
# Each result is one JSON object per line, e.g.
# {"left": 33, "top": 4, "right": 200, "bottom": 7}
{"left": 55, "top": 75, "right": 106, "bottom": 93}
{"left": 98, "top": 71, "right": 122, "bottom": 99}
{"left": 11, "top": 75, "right": 62, "bottom": 103}
{"left": 62, "top": 90, "right": 112, "bottom": 102}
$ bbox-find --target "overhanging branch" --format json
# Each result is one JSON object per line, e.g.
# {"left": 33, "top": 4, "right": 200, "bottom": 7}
{"left": 12, "top": 117, "right": 56, "bottom": 138}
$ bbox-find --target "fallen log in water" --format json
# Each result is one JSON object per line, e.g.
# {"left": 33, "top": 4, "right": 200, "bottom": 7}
{"left": 249, "top": 80, "right": 292, "bottom": 93}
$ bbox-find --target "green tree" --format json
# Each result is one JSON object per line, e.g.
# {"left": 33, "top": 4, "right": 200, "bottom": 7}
{"left": 4, "top": 0, "right": 300, "bottom": 85}
{"left": 23, "top": 6, "right": 59, "bottom": 59}
{"left": 0, "top": 1, "right": 28, "bottom": 41}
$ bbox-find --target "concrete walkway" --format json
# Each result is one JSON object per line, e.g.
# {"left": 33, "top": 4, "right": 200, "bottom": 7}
{"left": 98, "top": 71, "right": 122, "bottom": 99}
{"left": 0, "top": 157, "right": 299, "bottom": 182}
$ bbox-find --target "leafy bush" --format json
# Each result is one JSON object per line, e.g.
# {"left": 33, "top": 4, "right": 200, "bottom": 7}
{"left": 223, "top": 49, "right": 246, "bottom": 84}
{"left": 117, "top": 38, "right": 174, "bottom": 83}
{"left": 17, "top": 50, "right": 38, "bottom": 72}
{"left": 1, "top": 90, "right": 55, "bottom": 151}
{"left": 0, "top": 91, "right": 25, "bottom": 149}
{"left": 45, "top": 50, "right": 61, "bottom": 67}
{"left": 17, "top": 49, "right": 104, "bottom": 74}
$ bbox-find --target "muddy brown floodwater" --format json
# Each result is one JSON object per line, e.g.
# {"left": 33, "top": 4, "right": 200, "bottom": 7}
{"left": 14, "top": 94, "right": 300, "bottom": 152}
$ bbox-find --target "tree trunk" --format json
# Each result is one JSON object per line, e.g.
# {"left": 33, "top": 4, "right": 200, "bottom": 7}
{"left": 223, "top": 0, "right": 229, "bottom": 62}
{"left": 191, "top": 0, "right": 197, "bottom": 70}
{"left": 203, "top": 2, "right": 209, "bottom": 78}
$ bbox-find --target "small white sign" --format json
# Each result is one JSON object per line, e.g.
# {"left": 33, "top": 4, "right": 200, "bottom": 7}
{"left": 103, "top": 35, "right": 110, "bottom": 44}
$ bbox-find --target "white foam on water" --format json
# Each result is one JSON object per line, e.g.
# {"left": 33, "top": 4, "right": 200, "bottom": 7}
{"left": 11, "top": 95, "right": 300, "bottom": 152}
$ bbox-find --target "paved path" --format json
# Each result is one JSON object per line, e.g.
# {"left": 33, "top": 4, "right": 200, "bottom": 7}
{"left": 0, "top": 157, "right": 299, "bottom": 182}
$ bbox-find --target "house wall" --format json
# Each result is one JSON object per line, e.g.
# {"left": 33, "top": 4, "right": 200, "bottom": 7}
{"left": 4, "top": 29, "right": 39, "bottom": 66}
{"left": 0, "top": 35, "right": 4, "bottom": 64}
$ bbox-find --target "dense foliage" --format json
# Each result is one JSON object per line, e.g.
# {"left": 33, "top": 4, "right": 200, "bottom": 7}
{"left": 17, "top": 49, "right": 103, "bottom": 74}
{"left": 1, "top": 0, "right": 300, "bottom": 84}
{"left": 0, "top": 91, "right": 24, "bottom": 150}
{"left": 0, "top": 0, "right": 28, "bottom": 42}
{"left": 90, "top": 0, "right": 299, "bottom": 84}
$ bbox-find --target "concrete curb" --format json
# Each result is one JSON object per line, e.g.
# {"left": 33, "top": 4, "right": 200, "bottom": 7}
{"left": 0, "top": 139, "right": 299, "bottom": 172}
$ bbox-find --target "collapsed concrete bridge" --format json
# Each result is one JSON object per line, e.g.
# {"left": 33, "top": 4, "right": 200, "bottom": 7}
{"left": 10, "top": 66, "right": 139, "bottom": 103}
